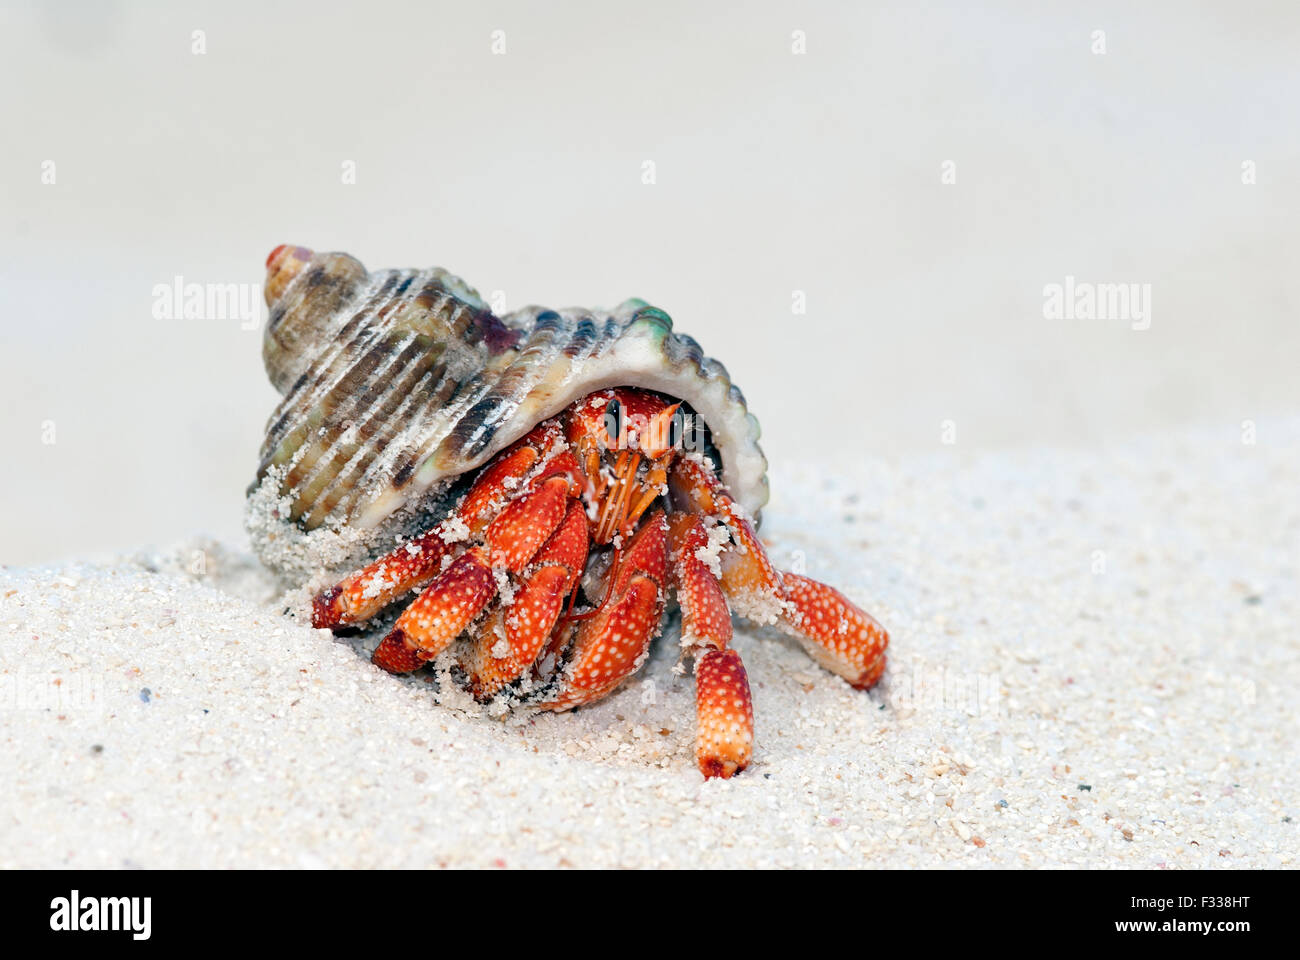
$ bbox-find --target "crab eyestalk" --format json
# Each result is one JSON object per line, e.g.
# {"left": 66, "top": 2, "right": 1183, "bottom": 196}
{"left": 570, "top": 391, "right": 682, "bottom": 545}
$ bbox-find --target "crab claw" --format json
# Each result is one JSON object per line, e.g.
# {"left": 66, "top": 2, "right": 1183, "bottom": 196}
{"left": 369, "top": 471, "right": 575, "bottom": 674}
{"left": 541, "top": 512, "right": 668, "bottom": 710}
{"left": 310, "top": 429, "right": 575, "bottom": 632}
{"left": 465, "top": 501, "right": 590, "bottom": 700}
{"left": 482, "top": 474, "right": 572, "bottom": 570}
{"left": 372, "top": 548, "right": 498, "bottom": 673}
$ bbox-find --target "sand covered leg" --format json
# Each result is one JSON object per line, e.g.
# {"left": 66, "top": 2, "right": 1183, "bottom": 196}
{"left": 311, "top": 425, "right": 562, "bottom": 629}
{"left": 540, "top": 512, "right": 668, "bottom": 711}
{"left": 670, "top": 456, "right": 889, "bottom": 690}
{"left": 777, "top": 574, "right": 888, "bottom": 690}
{"left": 668, "top": 512, "right": 753, "bottom": 778}
{"left": 669, "top": 458, "right": 783, "bottom": 619}
{"left": 311, "top": 527, "right": 452, "bottom": 630}
{"left": 463, "top": 501, "right": 590, "bottom": 700}
{"left": 371, "top": 475, "right": 573, "bottom": 673}
{"left": 372, "top": 549, "right": 496, "bottom": 672}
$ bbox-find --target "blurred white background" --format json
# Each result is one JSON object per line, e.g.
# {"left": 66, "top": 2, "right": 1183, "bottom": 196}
{"left": 2, "top": 0, "right": 1297, "bottom": 565}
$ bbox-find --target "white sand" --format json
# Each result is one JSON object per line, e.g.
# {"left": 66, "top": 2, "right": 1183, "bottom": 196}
{"left": 2, "top": 418, "right": 1297, "bottom": 868}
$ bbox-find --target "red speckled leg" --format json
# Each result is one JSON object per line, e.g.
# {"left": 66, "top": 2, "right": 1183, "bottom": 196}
{"left": 464, "top": 500, "right": 590, "bottom": 700}
{"left": 694, "top": 649, "right": 753, "bottom": 779}
{"left": 312, "top": 439, "right": 551, "bottom": 629}
{"left": 670, "top": 457, "right": 889, "bottom": 691}
{"left": 540, "top": 512, "right": 668, "bottom": 710}
{"left": 371, "top": 475, "right": 573, "bottom": 673}
{"left": 372, "top": 548, "right": 496, "bottom": 672}
{"left": 668, "top": 512, "right": 753, "bottom": 779}
{"left": 778, "top": 574, "right": 888, "bottom": 690}
{"left": 311, "top": 433, "right": 556, "bottom": 630}
{"left": 669, "top": 458, "right": 782, "bottom": 619}
{"left": 310, "top": 527, "right": 453, "bottom": 632}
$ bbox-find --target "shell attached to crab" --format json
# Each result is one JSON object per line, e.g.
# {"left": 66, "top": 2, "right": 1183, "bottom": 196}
{"left": 247, "top": 244, "right": 889, "bottom": 778}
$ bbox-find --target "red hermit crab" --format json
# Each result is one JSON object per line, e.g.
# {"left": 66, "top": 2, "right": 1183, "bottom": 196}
{"left": 247, "top": 245, "right": 889, "bottom": 779}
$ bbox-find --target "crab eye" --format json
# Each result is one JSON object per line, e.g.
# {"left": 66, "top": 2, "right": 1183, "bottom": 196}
{"left": 603, "top": 398, "right": 622, "bottom": 447}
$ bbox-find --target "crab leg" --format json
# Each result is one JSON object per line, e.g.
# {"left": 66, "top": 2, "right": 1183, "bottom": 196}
{"left": 668, "top": 512, "right": 754, "bottom": 779}
{"left": 463, "top": 500, "right": 590, "bottom": 700}
{"left": 668, "top": 458, "right": 782, "bottom": 618}
{"left": 670, "top": 458, "right": 889, "bottom": 691}
{"left": 777, "top": 574, "right": 888, "bottom": 690}
{"left": 540, "top": 511, "right": 668, "bottom": 711}
{"left": 310, "top": 524, "right": 453, "bottom": 631}
{"left": 371, "top": 472, "right": 574, "bottom": 673}
{"left": 694, "top": 650, "right": 755, "bottom": 778}
{"left": 311, "top": 423, "right": 563, "bottom": 630}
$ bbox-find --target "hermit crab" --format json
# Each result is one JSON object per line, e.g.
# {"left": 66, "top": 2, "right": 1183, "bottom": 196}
{"left": 247, "top": 245, "right": 889, "bottom": 778}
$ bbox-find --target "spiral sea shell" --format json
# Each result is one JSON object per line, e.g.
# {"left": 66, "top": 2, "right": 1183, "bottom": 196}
{"left": 246, "top": 245, "right": 769, "bottom": 579}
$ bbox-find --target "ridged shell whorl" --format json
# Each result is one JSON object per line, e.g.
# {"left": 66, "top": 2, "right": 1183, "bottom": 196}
{"left": 248, "top": 245, "right": 769, "bottom": 576}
